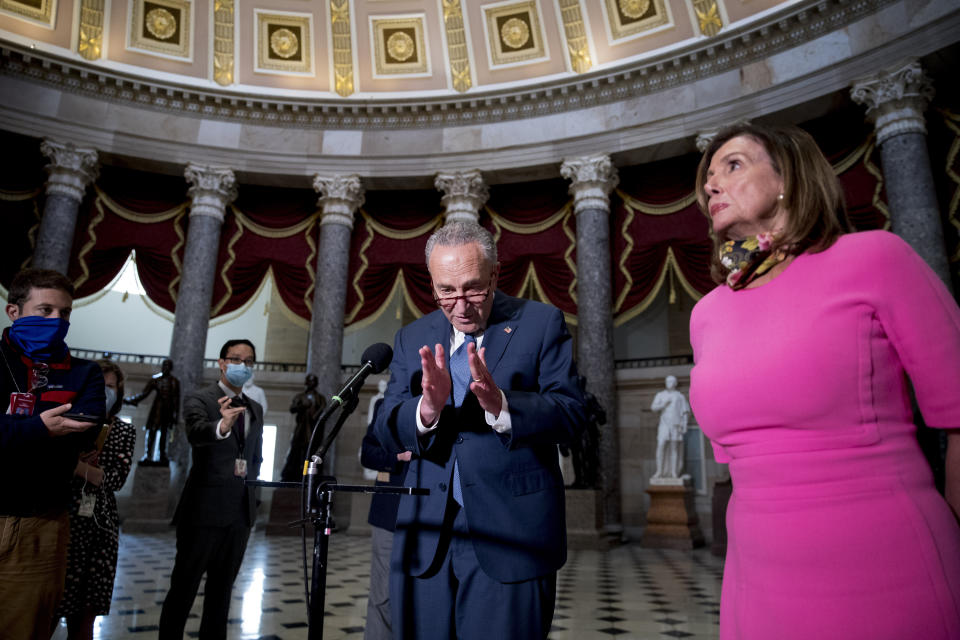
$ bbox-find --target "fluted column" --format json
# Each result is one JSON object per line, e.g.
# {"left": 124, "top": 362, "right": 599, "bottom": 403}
{"left": 435, "top": 170, "right": 489, "bottom": 224}
{"left": 851, "top": 60, "right": 952, "bottom": 290}
{"left": 561, "top": 153, "right": 621, "bottom": 540}
{"left": 33, "top": 140, "right": 99, "bottom": 274}
{"left": 308, "top": 174, "right": 364, "bottom": 470}
{"left": 169, "top": 165, "right": 238, "bottom": 396}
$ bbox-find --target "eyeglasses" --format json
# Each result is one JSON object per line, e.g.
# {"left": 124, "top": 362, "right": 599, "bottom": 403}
{"left": 432, "top": 275, "right": 494, "bottom": 311}
{"left": 224, "top": 357, "right": 256, "bottom": 367}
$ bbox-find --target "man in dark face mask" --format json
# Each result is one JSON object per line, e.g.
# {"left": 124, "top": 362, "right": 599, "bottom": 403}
{"left": 0, "top": 268, "right": 106, "bottom": 638}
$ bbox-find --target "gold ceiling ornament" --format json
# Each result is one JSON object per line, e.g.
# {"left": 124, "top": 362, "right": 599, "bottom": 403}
{"left": 604, "top": 0, "right": 668, "bottom": 40}
{"left": 387, "top": 31, "right": 415, "bottom": 62}
{"left": 256, "top": 12, "right": 312, "bottom": 73}
{"left": 441, "top": 0, "right": 471, "bottom": 92}
{"left": 619, "top": 0, "right": 651, "bottom": 19}
{"left": 212, "top": 0, "right": 233, "bottom": 85}
{"left": 145, "top": 7, "right": 177, "bottom": 40}
{"left": 500, "top": 17, "right": 530, "bottom": 49}
{"left": 0, "top": 0, "right": 55, "bottom": 26}
{"left": 557, "top": 0, "right": 591, "bottom": 73}
{"left": 77, "top": 0, "right": 105, "bottom": 61}
{"left": 485, "top": 2, "right": 544, "bottom": 66}
{"left": 694, "top": 0, "right": 723, "bottom": 36}
{"left": 372, "top": 18, "right": 427, "bottom": 76}
{"left": 128, "top": 0, "right": 191, "bottom": 58}
{"left": 330, "top": 0, "right": 354, "bottom": 95}
{"left": 270, "top": 27, "right": 299, "bottom": 58}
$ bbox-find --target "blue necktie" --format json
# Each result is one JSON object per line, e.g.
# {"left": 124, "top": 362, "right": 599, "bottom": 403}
{"left": 449, "top": 334, "right": 476, "bottom": 505}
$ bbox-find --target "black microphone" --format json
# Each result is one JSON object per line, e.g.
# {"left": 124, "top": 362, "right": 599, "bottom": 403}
{"left": 330, "top": 342, "right": 393, "bottom": 407}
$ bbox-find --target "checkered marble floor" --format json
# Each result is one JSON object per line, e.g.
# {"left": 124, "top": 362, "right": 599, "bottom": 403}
{"left": 52, "top": 529, "right": 724, "bottom": 640}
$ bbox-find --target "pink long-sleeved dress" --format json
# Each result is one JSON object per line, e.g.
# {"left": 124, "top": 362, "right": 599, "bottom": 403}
{"left": 690, "top": 230, "right": 960, "bottom": 639}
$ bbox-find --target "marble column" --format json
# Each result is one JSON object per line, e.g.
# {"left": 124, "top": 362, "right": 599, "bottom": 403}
{"left": 32, "top": 140, "right": 99, "bottom": 274}
{"left": 561, "top": 153, "right": 622, "bottom": 541}
{"left": 435, "top": 170, "right": 489, "bottom": 224}
{"left": 307, "top": 174, "right": 364, "bottom": 470}
{"left": 851, "top": 60, "right": 952, "bottom": 291}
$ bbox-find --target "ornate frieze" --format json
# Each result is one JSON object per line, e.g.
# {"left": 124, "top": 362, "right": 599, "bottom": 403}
{"left": 77, "top": 0, "right": 105, "bottom": 60}
{"left": 212, "top": 0, "right": 234, "bottom": 85}
{"left": 441, "top": 0, "right": 472, "bottom": 92}
{"left": 330, "top": 0, "right": 355, "bottom": 96}
{"left": 605, "top": 0, "right": 670, "bottom": 40}
{"left": 850, "top": 59, "right": 935, "bottom": 144}
{"left": 0, "top": 0, "right": 55, "bottom": 26}
{"left": 184, "top": 164, "right": 237, "bottom": 220}
{"left": 484, "top": 1, "right": 545, "bottom": 67}
{"left": 557, "top": 0, "right": 592, "bottom": 73}
{"left": 128, "top": 0, "right": 192, "bottom": 59}
{"left": 313, "top": 174, "right": 364, "bottom": 229}
{"left": 372, "top": 15, "right": 428, "bottom": 76}
{"left": 256, "top": 11, "right": 313, "bottom": 74}
{"left": 693, "top": 0, "right": 723, "bottom": 37}
{"left": 435, "top": 170, "right": 489, "bottom": 224}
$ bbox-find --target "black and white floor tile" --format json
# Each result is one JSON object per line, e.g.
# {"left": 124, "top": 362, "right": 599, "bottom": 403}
{"left": 52, "top": 530, "right": 724, "bottom": 639}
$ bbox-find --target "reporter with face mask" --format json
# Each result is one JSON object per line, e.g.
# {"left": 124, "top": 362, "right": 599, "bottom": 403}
{"left": 0, "top": 268, "right": 105, "bottom": 640}
{"left": 159, "top": 339, "right": 264, "bottom": 640}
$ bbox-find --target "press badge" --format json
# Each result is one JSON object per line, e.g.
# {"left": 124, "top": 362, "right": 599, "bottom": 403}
{"left": 9, "top": 392, "right": 36, "bottom": 416}
{"left": 234, "top": 458, "right": 247, "bottom": 477}
{"left": 78, "top": 492, "right": 96, "bottom": 517}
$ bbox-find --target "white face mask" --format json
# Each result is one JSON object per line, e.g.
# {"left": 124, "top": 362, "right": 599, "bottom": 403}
{"left": 105, "top": 386, "right": 117, "bottom": 414}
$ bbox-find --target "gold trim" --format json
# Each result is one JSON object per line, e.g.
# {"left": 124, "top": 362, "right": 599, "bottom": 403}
{"left": 441, "top": 0, "right": 472, "bottom": 92}
{"left": 70, "top": 250, "right": 135, "bottom": 308}
{"left": 614, "top": 201, "right": 635, "bottom": 313}
{"left": 210, "top": 217, "right": 242, "bottom": 316}
{"left": 364, "top": 212, "right": 442, "bottom": 240}
{"left": 861, "top": 138, "right": 891, "bottom": 230}
{"left": 213, "top": 0, "right": 234, "bottom": 85}
{"left": 0, "top": 188, "right": 42, "bottom": 201}
{"left": 129, "top": 0, "right": 192, "bottom": 59}
{"left": 73, "top": 198, "right": 108, "bottom": 290}
{"left": 77, "top": 0, "right": 105, "bottom": 60}
{"left": 613, "top": 247, "right": 670, "bottom": 327}
{"left": 831, "top": 138, "right": 870, "bottom": 175}
{"left": 485, "top": 202, "right": 572, "bottom": 234}
{"left": 604, "top": 0, "right": 668, "bottom": 40}
{"left": 303, "top": 217, "right": 318, "bottom": 316}
{"left": 0, "top": 0, "right": 55, "bottom": 26}
{"left": 257, "top": 12, "right": 312, "bottom": 74}
{"left": 344, "top": 270, "right": 404, "bottom": 332}
{"left": 330, "top": 0, "right": 354, "bottom": 96}
{"left": 693, "top": 0, "right": 722, "bottom": 37}
{"left": 938, "top": 108, "right": 960, "bottom": 263}
{"left": 208, "top": 267, "right": 272, "bottom": 327}
{"left": 344, "top": 212, "right": 376, "bottom": 324}
{"left": 562, "top": 207, "right": 577, "bottom": 304}
{"left": 372, "top": 17, "right": 428, "bottom": 76}
{"left": 617, "top": 190, "right": 697, "bottom": 215}
{"left": 167, "top": 210, "right": 187, "bottom": 304}
{"left": 94, "top": 185, "right": 189, "bottom": 222}
{"left": 557, "top": 0, "right": 591, "bottom": 73}
{"left": 230, "top": 205, "right": 319, "bottom": 239}
{"left": 484, "top": 1, "right": 545, "bottom": 66}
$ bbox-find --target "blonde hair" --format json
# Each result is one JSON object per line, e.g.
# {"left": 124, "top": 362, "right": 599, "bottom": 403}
{"left": 695, "top": 123, "right": 852, "bottom": 284}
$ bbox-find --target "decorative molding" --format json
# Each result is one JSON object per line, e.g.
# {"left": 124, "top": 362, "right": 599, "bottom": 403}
{"left": 212, "top": 0, "right": 234, "bottom": 85}
{"left": 128, "top": 0, "right": 192, "bottom": 60}
{"left": 0, "top": 0, "right": 918, "bottom": 130}
{"left": 850, "top": 59, "right": 935, "bottom": 144}
{"left": 40, "top": 139, "right": 99, "bottom": 201}
{"left": 441, "top": 0, "right": 472, "bottom": 92}
{"left": 558, "top": 0, "right": 592, "bottom": 73}
{"left": 0, "top": 0, "right": 55, "bottom": 26}
{"left": 255, "top": 11, "right": 313, "bottom": 75}
{"left": 371, "top": 15, "right": 428, "bottom": 76}
{"left": 184, "top": 164, "right": 237, "bottom": 220}
{"left": 330, "top": 0, "right": 355, "bottom": 96}
{"left": 484, "top": 0, "right": 546, "bottom": 67}
{"left": 435, "top": 170, "right": 489, "bottom": 224}
{"left": 692, "top": 0, "right": 723, "bottom": 37}
{"left": 77, "top": 0, "right": 105, "bottom": 60}
{"left": 695, "top": 129, "right": 718, "bottom": 152}
{"left": 313, "top": 174, "right": 364, "bottom": 229}
{"left": 604, "top": 0, "right": 669, "bottom": 40}
{"left": 561, "top": 154, "right": 619, "bottom": 215}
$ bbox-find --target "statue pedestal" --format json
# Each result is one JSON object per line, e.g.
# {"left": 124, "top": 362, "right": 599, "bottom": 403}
{"left": 121, "top": 465, "right": 173, "bottom": 533}
{"left": 641, "top": 477, "right": 705, "bottom": 550}
{"left": 565, "top": 489, "right": 608, "bottom": 550}
{"left": 265, "top": 488, "right": 309, "bottom": 536}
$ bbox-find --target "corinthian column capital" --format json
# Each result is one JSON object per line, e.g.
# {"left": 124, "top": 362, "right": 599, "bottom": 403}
{"left": 184, "top": 164, "right": 237, "bottom": 221}
{"left": 312, "top": 174, "right": 364, "bottom": 229}
{"left": 850, "top": 59, "right": 935, "bottom": 144}
{"left": 560, "top": 154, "right": 618, "bottom": 215}
{"left": 40, "top": 139, "right": 99, "bottom": 201}
{"left": 435, "top": 170, "right": 489, "bottom": 224}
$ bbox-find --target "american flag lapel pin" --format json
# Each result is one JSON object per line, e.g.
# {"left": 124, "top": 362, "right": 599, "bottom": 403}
{"left": 504, "top": 326, "right": 512, "bottom": 334}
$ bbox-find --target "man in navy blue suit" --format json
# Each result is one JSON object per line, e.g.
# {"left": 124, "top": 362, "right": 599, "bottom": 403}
{"left": 375, "top": 221, "right": 586, "bottom": 639}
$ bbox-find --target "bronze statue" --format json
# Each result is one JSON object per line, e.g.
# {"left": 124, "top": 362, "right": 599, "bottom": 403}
{"left": 562, "top": 376, "right": 604, "bottom": 489}
{"left": 280, "top": 373, "right": 326, "bottom": 481}
{"left": 125, "top": 358, "right": 181, "bottom": 466}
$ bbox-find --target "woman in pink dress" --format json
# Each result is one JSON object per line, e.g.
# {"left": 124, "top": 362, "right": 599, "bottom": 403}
{"left": 689, "top": 122, "right": 960, "bottom": 639}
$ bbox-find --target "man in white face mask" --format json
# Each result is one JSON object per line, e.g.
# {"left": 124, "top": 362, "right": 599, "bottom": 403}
{"left": 159, "top": 339, "right": 264, "bottom": 640}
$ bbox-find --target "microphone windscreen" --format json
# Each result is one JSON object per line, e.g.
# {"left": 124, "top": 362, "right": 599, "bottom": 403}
{"left": 361, "top": 343, "right": 393, "bottom": 374}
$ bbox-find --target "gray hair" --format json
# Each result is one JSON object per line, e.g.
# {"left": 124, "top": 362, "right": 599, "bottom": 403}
{"left": 424, "top": 221, "right": 497, "bottom": 266}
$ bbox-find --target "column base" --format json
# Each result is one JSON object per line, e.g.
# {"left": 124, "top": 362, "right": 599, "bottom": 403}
{"left": 565, "top": 488, "right": 610, "bottom": 550}
{"left": 641, "top": 477, "right": 705, "bottom": 550}
{"left": 120, "top": 465, "right": 173, "bottom": 533}
{"left": 265, "top": 488, "right": 309, "bottom": 536}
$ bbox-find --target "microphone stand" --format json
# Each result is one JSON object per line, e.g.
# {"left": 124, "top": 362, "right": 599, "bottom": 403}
{"left": 249, "top": 379, "right": 428, "bottom": 640}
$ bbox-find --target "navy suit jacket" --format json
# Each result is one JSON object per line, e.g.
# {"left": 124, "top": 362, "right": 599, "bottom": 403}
{"left": 374, "top": 292, "right": 585, "bottom": 583}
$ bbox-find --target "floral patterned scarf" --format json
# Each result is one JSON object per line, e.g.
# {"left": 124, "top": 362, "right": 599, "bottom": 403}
{"left": 718, "top": 232, "right": 790, "bottom": 290}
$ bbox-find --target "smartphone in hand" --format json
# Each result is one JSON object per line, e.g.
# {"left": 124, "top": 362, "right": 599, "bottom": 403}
{"left": 62, "top": 413, "right": 102, "bottom": 423}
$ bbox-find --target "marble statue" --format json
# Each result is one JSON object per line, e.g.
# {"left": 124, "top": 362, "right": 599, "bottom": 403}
{"left": 651, "top": 375, "right": 690, "bottom": 480}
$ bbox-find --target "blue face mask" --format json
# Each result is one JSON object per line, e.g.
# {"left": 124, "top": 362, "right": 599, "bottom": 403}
{"left": 225, "top": 363, "right": 253, "bottom": 388}
{"left": 7, "top": 316, "right": 70, "bottom": 361}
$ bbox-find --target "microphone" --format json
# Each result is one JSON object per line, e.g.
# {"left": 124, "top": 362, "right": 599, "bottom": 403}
{"left": 330, "top": 342, "right": 393, "bottom": 407}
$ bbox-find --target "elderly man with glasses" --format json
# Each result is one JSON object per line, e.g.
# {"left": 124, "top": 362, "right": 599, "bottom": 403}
{"left": 159, "top": 338, "right": 264, "bottom": 640}
{"left": 375, "top": 221, "right": 586, "bottom": 640}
